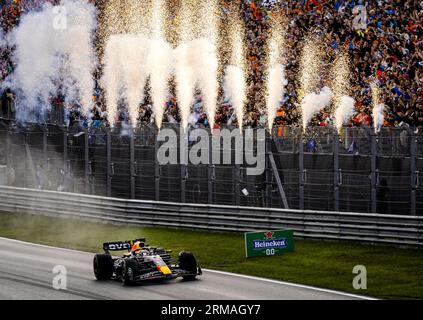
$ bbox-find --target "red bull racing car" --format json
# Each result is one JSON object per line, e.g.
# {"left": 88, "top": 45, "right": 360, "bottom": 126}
{"left": 93, "top": 238, "right": 202, "bottom": 285}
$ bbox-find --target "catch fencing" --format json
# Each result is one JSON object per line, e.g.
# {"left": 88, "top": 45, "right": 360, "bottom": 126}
{"left": 0, "top": 119, "right": 422, "bottom": 215}
{"left": 0, "top": 186, "right": 421, "bottom": 247}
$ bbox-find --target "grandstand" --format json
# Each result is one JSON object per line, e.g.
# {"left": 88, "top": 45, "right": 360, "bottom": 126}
{"left": 0, "top": 0, "right": 422, "bottom": 215}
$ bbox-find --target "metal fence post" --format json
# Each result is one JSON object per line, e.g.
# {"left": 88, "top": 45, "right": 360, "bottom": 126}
{"left": 43, "top": 129, "right": 48, "bottom": 170}
{"left": 208, "top": 133, "right": 213, "bottom": 204}
{"left": 63, "top": 128, "right": 68, "bottom": 190}
{"left": 235, "top": 164, "right": 241, "bottom": 206}
{"left": 371, "top": 132, "right": 378, "bottom": 213}
{"left": 299, "top": 134, "right": 304, "bottom": 210}
{"left": 6, "top": 129, "right": 10, "bottom": 185}
{"left": 410, "top": 130, "right": 417, "bottom": 216}
{"left": 265, "top": 134, "right": 272, "bottom": 208}
{"left": 155, "top": 135, "right": 160, "bottom": 201}
{"left": 84, "top": 128, "right": 89, "bottom": 195}
{"left": 106, "top": 129, "right": 111, "bottom": 197}
{"left": 334, "top": 130, "right": 340, "bottom": 212}
{"left": 130, "top": 133, "right": 135, "bottom": 199}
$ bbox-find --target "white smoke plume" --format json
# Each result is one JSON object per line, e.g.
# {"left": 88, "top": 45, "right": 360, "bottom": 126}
{"left": 301, "top": 86, "right": 333, "bottom": 128}
{"left": 147, "top": 38, "right": 172, "bottom": 129}
{"left": 334, "top": 95, "right": 355, "bottom": 132}
{"left": 373, "top": 103, "right": 385, "bottom": 133}
{"left": 6, "top": 0, "right": 97, "bottom": 122}
{"left": 0, "top": 30, "right": 7, "bottom": 47}
{"left": 223, "top": 65, "right": 246, "bottom": 130}
{"left": 103, "top": 34, "right": 149, "bottom": 127}
{"left": 173, "top": 42, "right": 196, "bottom": 132}
{"left": 174, "top": 38, "right": 218, "bottom": 131}
{"left": 266, "top": 64, "right": 288, "bottom": 131}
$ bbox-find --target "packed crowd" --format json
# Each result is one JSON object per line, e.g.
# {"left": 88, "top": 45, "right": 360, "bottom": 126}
{"left": 0, "top": 0, "right": 422, "bottom": 130}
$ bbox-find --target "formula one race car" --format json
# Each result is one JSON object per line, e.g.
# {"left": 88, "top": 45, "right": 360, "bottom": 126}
{"left": 93, "top": 238, "right": 202, "bottom": 285}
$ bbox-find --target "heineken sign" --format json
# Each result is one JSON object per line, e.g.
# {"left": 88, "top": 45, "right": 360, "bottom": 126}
{"left": 245, "top": 230, "right": 294, "bottom": 258}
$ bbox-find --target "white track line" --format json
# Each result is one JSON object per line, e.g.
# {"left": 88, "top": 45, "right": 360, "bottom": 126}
{"left": 0, "top": 237, "right": 376, "bottom": 300}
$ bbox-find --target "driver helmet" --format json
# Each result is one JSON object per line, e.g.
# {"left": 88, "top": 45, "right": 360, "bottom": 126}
{"left": 130, "top": 241, "right": 143, "bottom": 255}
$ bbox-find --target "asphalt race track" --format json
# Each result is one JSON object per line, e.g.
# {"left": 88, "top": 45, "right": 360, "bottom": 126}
{"left": 0, "top": 237, "right": 373, "bottom": 300}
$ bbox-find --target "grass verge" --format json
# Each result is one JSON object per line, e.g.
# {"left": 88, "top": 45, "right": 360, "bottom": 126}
{"left": 0, "top": 212, "right": 422, "bottom": 299}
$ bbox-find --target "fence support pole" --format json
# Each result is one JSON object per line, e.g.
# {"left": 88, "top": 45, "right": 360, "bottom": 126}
{"left": 334, "top": 131, "right": 340, "bottom": 212}
{"left": 299, "top": 134, "right": 305, "bottom": 210}
{"left": 402, "top": 126, "right": 418, "bottom": 216}
{"left": 84, "top": 129, "right": 89, "bottom": 195}
{"left": 181, "top": 165, "right": 187, "bottom": 203}
{"left": 370, "top": 132, "right": 378, "bottom": 213}
{"left": 130, "top": 133, "right": 135, "bottom": 200}
{"left": 6, "top": 129, "right": 10, "bottom": 185}
{"left": 208, "top": 133, "right": 213, "bottom": 204}
{"left": 235, "top": 164, "right": 241, "bottom": 206}
{"left": 63, "top": 128, "right": 68, "bottom": 190}
{"left": 410, "top": 134, "right": 417, "bottom": 216}
{"left": 106, "top": 129, "right": 111, "bottom": 197}
{"left": 155, "top": 135, "right": 160, "bottom": 201}
{"left": 43, "top": 129, "right": 48, "bottom": 170}
{"left": 265, "top": 135, "right": 272, "bottom": 208}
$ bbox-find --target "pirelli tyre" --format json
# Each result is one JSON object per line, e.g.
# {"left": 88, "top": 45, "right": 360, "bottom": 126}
{"left": 93, "top": 254, "right": 113, "bottom": 280}
{"left": 122, "top": 258, "right": 140, "bottom": 286}
{"left": 178, "top": 251, "right": 198, "bottom": 280}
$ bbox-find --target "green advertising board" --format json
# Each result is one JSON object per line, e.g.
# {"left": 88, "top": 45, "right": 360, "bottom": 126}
{"left": 245, "top": 230, "right": 294, "bottom": 258}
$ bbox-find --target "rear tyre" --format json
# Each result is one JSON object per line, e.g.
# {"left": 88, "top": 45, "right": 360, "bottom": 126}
{"left": 122, "top": 258, "right": 140, "bottom": 286}
{"left": 93, "top": 254, "right": 113, "bottom": 280}
{"left": 179, "top": 251, "right": 198, "bottom": 280}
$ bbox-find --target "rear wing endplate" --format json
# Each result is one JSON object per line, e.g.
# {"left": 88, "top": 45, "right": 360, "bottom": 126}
{"left": 103, "top": 238, "right": 146, "bottom": 252}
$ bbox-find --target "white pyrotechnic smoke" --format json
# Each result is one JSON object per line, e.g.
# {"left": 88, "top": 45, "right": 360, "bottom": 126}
{"left": 266, "top": 17, "right": 287, "bottom": 131}
{"left": 7, "top": 0, "right": 97, "bottom": 122}
{"left": 371, "top": 84, "right": 385, "bottom": 133}
{"left": 175, "top": 0, "right": 219, "bottom": 131}
{"left": 266, "top": 64, "right": 288, "bottom": 131}
{"left": 103, "top": 35, "right": 149, "bottom": 127}
{"left": 373, "top": 104, "right": 385, "bottom": 134}
{"left": 148, "top": 0, "right": 172, "bottom": 129}
{"left": 223, "top": 16, "right": 246, "bottom": 131}
{"left": 334, "top": 96, "right": 355, "bottom": 132}
{"left": 174, "top": 42, "right": 196, "bottom": 132}
{"left": 223, "top": 65, "right": 246, "bottom": 130}
{"left": 301, "top": 86, "right": 333, "bottom": 128}
{"left": 147, "top": 39, "right": 172, "bottom": 129}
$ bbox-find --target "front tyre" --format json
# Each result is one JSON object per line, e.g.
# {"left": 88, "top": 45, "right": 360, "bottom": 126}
{"left": 93, "top": 254, "right": 113, "bottom": 280}
{"left": 179, "top": 251, "right": 198, "bottom": 280}
{"left": 122, "top": 258, "right": 140, "bottom": 286}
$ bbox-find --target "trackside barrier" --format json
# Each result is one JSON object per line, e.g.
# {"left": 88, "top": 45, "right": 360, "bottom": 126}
{"left": 0, "top": 186, "right": 421, "bottom": 247}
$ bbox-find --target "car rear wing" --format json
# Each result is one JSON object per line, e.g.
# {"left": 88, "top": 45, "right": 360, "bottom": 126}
{"left": 103, "top": 238, "right": 146, "bottom": 252}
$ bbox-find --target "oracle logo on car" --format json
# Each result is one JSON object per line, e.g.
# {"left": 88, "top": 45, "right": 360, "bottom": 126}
{"left": 108, "top": 243, "right": 131, "bottom": 251}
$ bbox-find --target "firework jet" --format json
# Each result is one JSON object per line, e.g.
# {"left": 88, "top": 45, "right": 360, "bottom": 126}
{"left": 148, "top": 0, "right": 172, "bottom": 129}
{"left": 299, "top": 35, "right": 327, "bottom": 130}
{"left": 372, "top": 84, "right": 385, "bottom": 133}
{"left": 223, "top": 13, "right": 246, "bottom": 131}
{"left": 175, "top": 0, "right": 219, "bottom": 131}
{"left": 266, "top": 16, "right": 288, "bottom": 131}
{"left": 302, "top": 86, "right": 333, "bottom": 128}
{"left": 334, "top": 96, "right": 355, "bottom": 132}
{"left": 103, "top": 35, "right": 149, "bottom": 126}
{"left": 332, "top": 51, "right": 355, "bottom": 132}
{"left": 6, "top": 0, "right": 97, "bottom": 122}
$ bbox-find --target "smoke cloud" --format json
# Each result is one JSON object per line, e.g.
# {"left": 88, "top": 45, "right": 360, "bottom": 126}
{"left": 102, "top": 34, "right": 149, "bottom": 126}
{"left": 6, "top": 0, "right": 97, "bottom": 123}
{"left": 266, "top": 64, "right": 288, "bottom": 131}
{"left": 223, "top": 65, "right": 246, "bottom": 130}
{"left": 334, "top": 95, "right": 355, "bottom": 132}
{"left": 373, "top": 103, "right": 385, "bottom": 133}
{"left": 301, "top": 86, "right": 333, "bottom": 128}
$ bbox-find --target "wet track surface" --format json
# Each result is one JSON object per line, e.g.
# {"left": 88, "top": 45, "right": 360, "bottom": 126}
{"left": 0, "top": 238, "right": 372, "bottom": 300}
